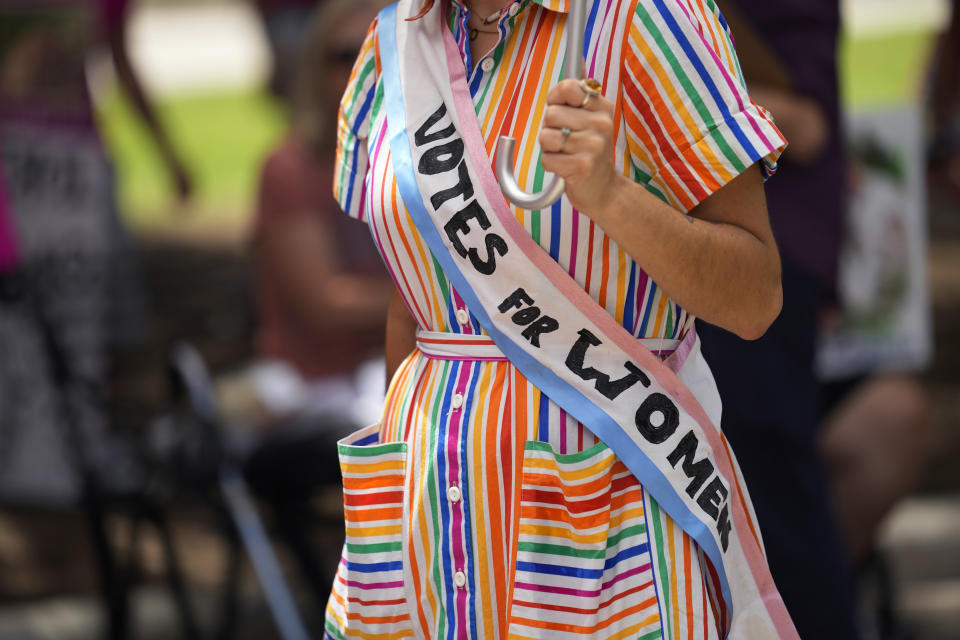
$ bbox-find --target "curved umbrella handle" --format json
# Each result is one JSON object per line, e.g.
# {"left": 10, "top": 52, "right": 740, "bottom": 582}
{"left": 496, "top": 0, "right": 586, "bottom": 210}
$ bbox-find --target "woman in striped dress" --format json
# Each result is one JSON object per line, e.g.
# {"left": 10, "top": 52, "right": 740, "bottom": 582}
{"left": 326, "top": 0, "right": 787, "bottom": 638}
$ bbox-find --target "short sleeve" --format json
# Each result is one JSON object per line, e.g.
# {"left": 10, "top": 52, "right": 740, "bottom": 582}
{"left": 621, "top": 0, "right": 786, "bottom": 213}
{"left": 333, "top": 18, "right": 380, "bottom": 222}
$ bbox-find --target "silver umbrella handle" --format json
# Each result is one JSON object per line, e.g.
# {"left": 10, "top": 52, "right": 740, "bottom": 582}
{"left": 495, "top": 0, "right": 586, "bottom": 210}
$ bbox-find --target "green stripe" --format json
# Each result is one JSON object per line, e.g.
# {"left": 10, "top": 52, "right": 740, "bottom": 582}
{"left": 524, "top": 439, "right": 609, "bottom": 463}
{"left": 324, "top": 618, "right": 347, "bottom": 640}
{"left": 517, "top": 541, "right": 606, "bottom": 560}
{"left": 338, "top": 442, "right": 406, "bottom": 457}
{"left": 431, "top": 254, "right": 451, "bottom": 312}
{"left": 476, "top": 40, "right": 507, "bottom": 108}
{"left": 634, "top": 7, "right": 746, "bottom": 174}
{"left": 346, "top": 541, "right": 403, "bottom": 554}
{"left": 428, "top": 361, "right": 449, "bottom": 640}
{"left": 343, "top": 56, "right": 377, "bottom": 121}
{"left": 606, "top": 524, "right": 647, "bottom": 549}
{"left": 638, "top": 629, "right": 664, "bottom": 640}
{"left": 336, "top": 54, "right": 379, "bottom": 204}
{"left": 649, "top": 496, "right": 674, "bottom": 640}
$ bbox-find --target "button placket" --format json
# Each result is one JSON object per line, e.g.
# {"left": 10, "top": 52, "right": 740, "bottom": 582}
{"left": 453, "top": 570, "right": 467, "bottom": 589}
{"left": 447, "top": 484, "right": 462, "bottom": 503}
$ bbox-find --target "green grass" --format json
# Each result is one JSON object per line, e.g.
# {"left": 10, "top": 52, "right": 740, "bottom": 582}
{"left": 840, "top": 30, "right": 938, "bottom": 109}
{"left": 96, "top": 88, "right": 287, "bottom": 231}
{"left": 95, "top": 30, "right": 938, "bottom": 234}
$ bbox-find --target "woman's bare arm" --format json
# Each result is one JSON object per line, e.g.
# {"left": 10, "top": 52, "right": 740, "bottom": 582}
{"left": 590, "top": 164, "right": 781, "bottom": 339}
{"left": 256, "top": 147, "right": 393, "bottom": 335}
{"left": 258, "top": 213, "right": 393, "bottom": 334}
{"left": 107, "top": 6, "right": 192, "bottom": 201}
{"left": 540, "top": 79, "right": 782, "bottom": 340}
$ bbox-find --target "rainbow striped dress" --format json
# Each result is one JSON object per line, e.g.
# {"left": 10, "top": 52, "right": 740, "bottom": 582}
{"left": 326, "top": 0, "right": 785, "bottom": 638}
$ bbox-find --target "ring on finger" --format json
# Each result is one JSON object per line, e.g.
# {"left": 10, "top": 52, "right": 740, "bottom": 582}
{"left": 579, "top": 77, "right": 602, "bottom": 108}
{"left": 560, "top": 126, "right": 572, "bottom": 151}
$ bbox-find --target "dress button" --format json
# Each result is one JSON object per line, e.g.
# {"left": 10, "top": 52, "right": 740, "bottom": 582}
{"left": 451, "top": 393, "right": 464, "bottom": 410}
{"left": 456, "top": 308, "right": 470, "bottom": 325}
{"left": 447, "top": 485, "right": 462, "bottom": 503}
{"left": 508, "top": 2, "right": 520, "bottom": 17}
{"left": 480, "top": 58, "right": 495, "bottom": 73}
{"left": 453, "top": 571, "right": 467, "bottom": 588}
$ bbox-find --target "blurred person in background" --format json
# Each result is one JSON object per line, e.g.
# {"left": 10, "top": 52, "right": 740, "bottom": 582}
{"left": 230, "top": 0, "right": 393, "bottom": 605}
{"left": 0, "top": 0, "right": 191, "bottom": 497}
{"left": 253, "top": 0, "right": 327, "bottom": 102}
{"left": 930, "top": 0, "right": 960, "bottom": 195}
{"left": 704, "top": 2, "right": 934, "bottom": 639}
{"left": 699, "top": 1, "right": 861, "bottom": 638}
{"left": 242, "top": 0, "right": 393, "bottom": 446}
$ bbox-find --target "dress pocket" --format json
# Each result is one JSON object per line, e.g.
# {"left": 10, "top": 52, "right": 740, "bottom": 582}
{"left": 325, "top": 423, "right": 415, "bottom": 639}
{"left": 509, "top": 441, "right": 662, "bottom": 640}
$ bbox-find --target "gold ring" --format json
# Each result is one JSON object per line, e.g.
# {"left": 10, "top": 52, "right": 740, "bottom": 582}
{"left": 560, "top": 126, "right": 572, "bottom": 151}
{"left": 579, "top": 77, "right": 602, "bottom": 108}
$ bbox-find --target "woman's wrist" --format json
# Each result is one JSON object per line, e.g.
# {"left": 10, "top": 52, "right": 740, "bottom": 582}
{"left": 592, "top": 172, "right": 649, "bottom": 231}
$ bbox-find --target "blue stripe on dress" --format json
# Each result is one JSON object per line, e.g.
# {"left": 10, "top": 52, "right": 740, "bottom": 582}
{"left": 651, "top": 0, "right": 757, "bottom": 159}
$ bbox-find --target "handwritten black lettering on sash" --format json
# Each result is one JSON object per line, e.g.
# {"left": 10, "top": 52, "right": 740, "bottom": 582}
{"left": 415, "top": 104, "right": 456, "bottom": 145}
{"left": 415, "top": 103, "right": 507, "bottom": 277}
{"left": 413, "top": 105, "right": 735, "bottom": 555}
{"left": 635, "top": 393, "right": 680, "bottom": 444}
{"left": 443, "top": 201, "right": 508, "bottom": 275}
{"left": 667, "top": 430, "right": 733, "bottom": 550}
{"left": 716, "top": 503, "right": 733, "bottom": 551}
{"left": 697, "top": 477, "right": 728, "bottom": 520}
{"left": 498, "top": 288, "right": 534, "bottom": 312}
{"left": 431, "top": 162, "right": 474, "bottom": 209}
{"left": 667, "top": 431, "right": 714, "bottom": 497}
{"left": 419, "top": 138, "right": 464, "bottom": 175}
{"left": 496, "top": 288, "right": 558, "bottom": 347}
{"left": 521, "top": 316, "right": 560, "bottom": 347}
{"left": 565, "top": 328, "right": 651, "bottom": 400}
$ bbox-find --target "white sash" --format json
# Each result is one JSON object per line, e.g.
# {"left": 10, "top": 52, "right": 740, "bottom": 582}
{"left": 376, "top": 2, "right": 798, "bottom": 637}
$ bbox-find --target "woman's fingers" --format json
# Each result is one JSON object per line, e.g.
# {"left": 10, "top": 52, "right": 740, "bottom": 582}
{"left": 546, "top": 78, "right": 610, "bottom": 112}
{"left": 541, "top": 149, "right": 593, "bottom": 178}
{"left": 539, "top": 126, "right": 605, "bottom": 154}
{"left": 543, "top": 103, "right": 612, "bottom": 129}
{"left": 537, "top": 78, "right": 618, "bottom": 214}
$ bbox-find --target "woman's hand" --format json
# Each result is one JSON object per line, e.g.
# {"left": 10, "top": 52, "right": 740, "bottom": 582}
{"left": 538, "top": 79, "right": 782, "bottom": 340}
{"left": 539, "top": 78, "right": 619, "bottom": 216}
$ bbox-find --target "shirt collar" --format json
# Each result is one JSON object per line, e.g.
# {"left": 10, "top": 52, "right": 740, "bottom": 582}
{"left": 447, "top": 0, "right": 569, "bottom": 17}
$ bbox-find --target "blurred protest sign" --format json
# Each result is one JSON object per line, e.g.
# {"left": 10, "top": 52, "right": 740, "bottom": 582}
{"left": 817, "top": 106, "right": 933, "bottom": 379}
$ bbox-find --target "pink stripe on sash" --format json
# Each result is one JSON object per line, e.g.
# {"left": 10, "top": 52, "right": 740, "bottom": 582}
{"left": 439, "top": 24, "right": 794, "bottom": 636}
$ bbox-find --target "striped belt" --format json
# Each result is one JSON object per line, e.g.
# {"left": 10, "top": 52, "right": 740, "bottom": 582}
{"left": 416, "top": 330, "right": 682, "bottom": 361}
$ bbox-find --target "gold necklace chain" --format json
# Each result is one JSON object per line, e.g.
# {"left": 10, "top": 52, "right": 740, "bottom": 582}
{"left": 468, "top": 26, "right": 499, "bottom": 41}
{"left": 463, "top": 2, "right": 501, "bottom": 41}
{"left": 464, "top": 1, "right": 501, "bottom": 25}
